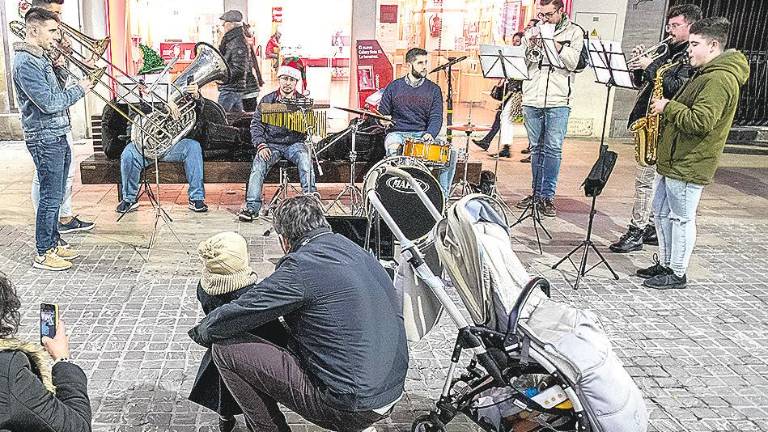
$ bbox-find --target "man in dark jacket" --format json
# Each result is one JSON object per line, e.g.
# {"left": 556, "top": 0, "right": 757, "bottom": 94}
{"left": 217, "top": 10, "right": 248, "bottom": 113}
{"left": 189, "top": 196, "right": 408, "bottom": 432}
{"left": 238, "top": 60, "right": 316, "bottom": 222}
{"left": 610, "top": 4, "right": 701, "bottom": 253}
{"left": 0, "top": 272, "right": 91, "bottom": 431}
{"left": 638, "top": 17, "right": 750, "bottom": 290}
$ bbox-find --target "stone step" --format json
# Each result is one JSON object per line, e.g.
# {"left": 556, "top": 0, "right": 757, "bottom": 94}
{"left": 723, "top": 142, "right": 768, "bottom": 155}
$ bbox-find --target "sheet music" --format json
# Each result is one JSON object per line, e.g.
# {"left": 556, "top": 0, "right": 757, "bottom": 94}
{"left": 542, "top": 38, "right": 565, "bottom": 69}
{"left": 479, "top": 44, "right": 529, "bottom": 80}
{"left": 588, "top": 39, "right": 636, "bottom": 89}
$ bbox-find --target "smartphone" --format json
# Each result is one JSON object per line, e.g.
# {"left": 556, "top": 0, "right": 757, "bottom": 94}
{"left": 40, "top": 303, "right": 58, "bottom": 344}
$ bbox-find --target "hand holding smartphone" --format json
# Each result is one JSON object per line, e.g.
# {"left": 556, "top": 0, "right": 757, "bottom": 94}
{"left": 40, "top": 303, "right": 58, "bottom": 344}
{"left": 40, "top": 303, "right": 70, "bottom": 361}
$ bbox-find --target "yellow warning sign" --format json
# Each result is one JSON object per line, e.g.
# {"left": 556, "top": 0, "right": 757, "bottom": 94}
{"left": 591, "top": 28, "right": 599, "bottom": 37}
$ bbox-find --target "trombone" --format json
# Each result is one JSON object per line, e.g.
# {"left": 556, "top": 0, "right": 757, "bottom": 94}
{"left": 8, "top": 21, "right": 176, "bottom": 146}
{"left": 627, "top": 36, "right": 673, "bottom": 64}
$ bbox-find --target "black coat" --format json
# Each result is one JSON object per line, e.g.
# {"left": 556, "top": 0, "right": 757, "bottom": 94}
{"left": 628, "top": 41, "right": 694, "bottom": 127}
{"left": 218, "top": 27, "right": 249, "bottom": 93}
{"left": 189, "top": 228, "right": 409, "bottom": 412}
{"left": 0, "top": 340, "right": 91, "bottom": 432}
{"left": 187, "top": 283, "right": 287, "bottom": 416}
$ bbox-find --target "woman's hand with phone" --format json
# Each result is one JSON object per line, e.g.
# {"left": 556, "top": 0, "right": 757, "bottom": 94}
{"left": 42, "top": 320, "right": 70, "bottom": 361}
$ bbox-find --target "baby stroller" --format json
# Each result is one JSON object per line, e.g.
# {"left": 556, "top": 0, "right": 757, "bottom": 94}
{"left": 365, "top": 167, "right": 648, "bottom": 432}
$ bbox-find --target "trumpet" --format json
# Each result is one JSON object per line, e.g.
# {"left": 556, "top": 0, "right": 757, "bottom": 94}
{"left": 523, "top": 25, "right": 544, "bottom": 63}
{"left": 627, "top": 36, "right": 673, "bottom": 65}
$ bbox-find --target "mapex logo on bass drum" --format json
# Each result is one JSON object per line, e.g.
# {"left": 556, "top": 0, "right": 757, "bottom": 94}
{"left": 386, "top": 176, "right": 430, "bottom": 194}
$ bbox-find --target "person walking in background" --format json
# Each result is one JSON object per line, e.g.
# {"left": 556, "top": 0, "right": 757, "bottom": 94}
{"left": 217, "top": 10, "right": 248, "bottom": 113}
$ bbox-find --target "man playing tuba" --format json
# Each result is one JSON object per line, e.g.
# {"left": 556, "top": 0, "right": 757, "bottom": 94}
{"left": 609, "top": 4, "right": 701, "bottom": 253}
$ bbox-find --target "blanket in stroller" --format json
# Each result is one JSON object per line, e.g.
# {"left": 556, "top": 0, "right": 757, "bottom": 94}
{"left": 520, "top": 300, "right": 648, "bottom": 432}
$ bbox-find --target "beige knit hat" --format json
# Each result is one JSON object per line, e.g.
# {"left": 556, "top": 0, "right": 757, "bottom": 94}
{"left": 198, "top": 232, "right": 260, "bottom": 295}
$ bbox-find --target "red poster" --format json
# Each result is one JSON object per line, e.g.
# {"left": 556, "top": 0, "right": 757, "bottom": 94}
{"left": 380, "top": 5, "right": 398, "bottom": 24}
{"left": 355, "top": 40, "right": 393, "bottom": 108}
{"left": 159, "top": 42, "right": 197, "bottom": 62}
{"left": 272, "top": 7, "right": 283, "bottom": 23}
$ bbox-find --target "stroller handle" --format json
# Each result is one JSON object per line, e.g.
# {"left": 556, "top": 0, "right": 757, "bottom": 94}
{"left": 383, "top": 166, "right": 443, "bottom": 222}
{"left": 506, "top": 277, "right": 551, "bottom": 339}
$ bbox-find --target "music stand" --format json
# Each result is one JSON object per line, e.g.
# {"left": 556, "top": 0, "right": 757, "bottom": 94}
{"left": 478, "top": 45, "right": 528, "bottom": 216}
{"left": 551, "top": 39, "right": 633, "bottom": 289}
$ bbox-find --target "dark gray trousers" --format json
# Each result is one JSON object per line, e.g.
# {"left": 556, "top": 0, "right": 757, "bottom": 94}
{"left": 212, "top": 337, "right": 386, "bottom": 432}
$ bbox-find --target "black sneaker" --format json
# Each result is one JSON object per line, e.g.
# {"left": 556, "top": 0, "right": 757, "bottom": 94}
{"left": 472, "top": 139, "right": 490, "bottom": 151}
{"left": 238, "top": 208, "right": 259, "bottom": 222}
{"left": 58, "top": 216, "right": 95, "bottom": 234}
{"left": 643, "top": 273, "right": 687, "bottom": 290}
{"left": 636, "top": 254, "right": 673, "bottom": 279}
{"left": 610, "top": 226, "right": 644, "bottom": 253}
{"left": 520, "top": 155, "right": 531, "bottom": 163}
{"left": 493, "top": 145, "right": 511, "bottom": 158}
{"left": 539, "top": 198, "right": 556, "bottom": 217}
{"left": 515, "top": 195, "right": 535, "bottom": 209}
{"left": 642, "top": 224, "right": 658, "bottom": 246}
{"left": 521, "top": 147, "right": 531, "bottom": 154}
{"left": 115, "top": 201, "right": 139, "bottom": 214}
{"left": 219, "top": 416, "right": 237, "bottom": 432}
{"left": 188, "top": 199, "right": 209, "bottom": 213}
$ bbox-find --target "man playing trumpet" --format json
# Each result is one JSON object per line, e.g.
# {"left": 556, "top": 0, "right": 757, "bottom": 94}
{"left": 13, "top": 7, "right": 93, "bottom": 271}
{"left": 609, "top": 4, "right": 701, "bottom": 253}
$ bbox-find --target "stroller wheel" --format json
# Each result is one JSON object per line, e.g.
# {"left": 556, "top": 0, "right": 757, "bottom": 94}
{"left": 411, "top": 414, "right": 446, "bottom": 432}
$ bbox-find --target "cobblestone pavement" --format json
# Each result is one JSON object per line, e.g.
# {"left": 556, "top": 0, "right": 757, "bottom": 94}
{"left": 0, "top": 134, "right": 766, "bottom": 432}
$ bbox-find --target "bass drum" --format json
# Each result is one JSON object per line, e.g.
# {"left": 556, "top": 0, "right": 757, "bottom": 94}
{"left": 363, "top": 156, "right": 445, "bottom": 245}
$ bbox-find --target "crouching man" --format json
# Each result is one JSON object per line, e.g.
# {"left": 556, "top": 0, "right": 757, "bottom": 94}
{"left": 188, "top": 195, "right": 408, "bottom": 432}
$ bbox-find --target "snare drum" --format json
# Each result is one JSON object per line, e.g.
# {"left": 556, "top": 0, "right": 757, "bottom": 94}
{"left": 363, "top": 157, "right": 445, "bottom": 245}
{"left": 403, "top": 138, "right": 450, "bottom": 166}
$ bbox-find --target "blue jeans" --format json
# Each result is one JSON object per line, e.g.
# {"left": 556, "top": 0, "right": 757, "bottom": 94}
{"left": 652, "top": 175, "right": 704, "bottom": 277}
{"left": 523, "top": 106, "right": 571, "bottom": 199}
{"left": 245, "top": 142, "right": 316, "bottom": 213}
{"left": 218, "top": 89, "right": 244, "bottom": 113}
{"left": 120, "top": 138, "right": 205, "bottom": 203}
{"left": 26, "top": 135, "right": 70, "bottom": 255}
{"left": 384, "top": 131, "right": 457, "bottom": 196}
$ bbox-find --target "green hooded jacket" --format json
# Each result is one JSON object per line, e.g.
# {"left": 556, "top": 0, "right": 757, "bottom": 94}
{"left": 657, "top": 49, "right": 750, "bottom": 185}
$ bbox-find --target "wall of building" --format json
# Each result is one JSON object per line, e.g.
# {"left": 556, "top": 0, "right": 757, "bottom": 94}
{"left": 567, "top": 0, "right": 629, "bottom": 139}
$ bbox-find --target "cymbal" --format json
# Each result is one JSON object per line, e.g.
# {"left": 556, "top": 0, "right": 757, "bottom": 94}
{"left": 332, "top": 106, "right": 391, "bottom": 122}
{"left": 447, "top": 123, "right": 492, "bottom": 132}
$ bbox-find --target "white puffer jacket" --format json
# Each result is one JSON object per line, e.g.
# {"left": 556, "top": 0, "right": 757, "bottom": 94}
{"left": 522, "top": 18, "right": 585, "bottom": 108}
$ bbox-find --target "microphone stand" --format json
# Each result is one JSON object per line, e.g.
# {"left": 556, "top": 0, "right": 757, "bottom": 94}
{"left": 430, "top": 56, "right": 467, "bottom": 144}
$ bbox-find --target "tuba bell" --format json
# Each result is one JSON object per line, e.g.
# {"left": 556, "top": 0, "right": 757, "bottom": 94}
{"left": 132, "top": 42, "right": 230, "bottom": 159}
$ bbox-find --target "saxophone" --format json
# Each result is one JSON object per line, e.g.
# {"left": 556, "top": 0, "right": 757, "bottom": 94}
{"left": 629, "top": 59, "right": 680, "bottom": 167}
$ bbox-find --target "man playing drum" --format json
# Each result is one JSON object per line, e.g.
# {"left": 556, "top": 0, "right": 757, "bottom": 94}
{"left": 378, "top": 47, "right": 456, "bottom": 195}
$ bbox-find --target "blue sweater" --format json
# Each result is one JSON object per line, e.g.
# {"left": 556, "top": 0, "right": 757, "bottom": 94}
{"left": 379, "top": 77, "right": 443, "bottom": 137}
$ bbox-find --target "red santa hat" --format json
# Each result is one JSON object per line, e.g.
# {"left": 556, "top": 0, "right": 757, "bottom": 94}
{"left": 277, "top": 57, "right": 308, "bottom": 94}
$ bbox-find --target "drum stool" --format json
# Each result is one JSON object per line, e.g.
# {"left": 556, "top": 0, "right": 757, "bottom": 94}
{"left": 264, "top": 159, "right": 303, "bottom": 216}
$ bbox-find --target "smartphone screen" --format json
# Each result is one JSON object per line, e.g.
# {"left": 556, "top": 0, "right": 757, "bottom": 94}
{"left": 40, "top": 303, "right": 58, "bottom": 344}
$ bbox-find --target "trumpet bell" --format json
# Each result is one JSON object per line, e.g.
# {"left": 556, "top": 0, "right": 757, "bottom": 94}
{"left": 61, "top": 22, "right": 111, "bottom": 58}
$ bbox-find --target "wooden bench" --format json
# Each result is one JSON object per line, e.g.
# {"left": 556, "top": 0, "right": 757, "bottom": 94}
{"left": 80, "top": 154, "right": 483, "bottom": 197}
{"left": 84, "top": 115, "right": 483, "bottom": 198}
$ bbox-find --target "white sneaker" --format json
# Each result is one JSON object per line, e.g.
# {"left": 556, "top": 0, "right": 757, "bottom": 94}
{"left": 33, "top": 249, "right": 73, "bottom": 271}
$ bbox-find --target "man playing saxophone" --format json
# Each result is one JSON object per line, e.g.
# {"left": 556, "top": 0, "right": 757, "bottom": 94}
{"left": 609, "top": 4, "right": 701, "bottom": 253}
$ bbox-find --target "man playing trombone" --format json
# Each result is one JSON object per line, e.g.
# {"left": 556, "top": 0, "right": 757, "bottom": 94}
{"left": 28, "top": 0, "right": 97, "bottom": 236}
{"left": 609, "top": 4, "right": 701, "bottom": 253}
{"left": 13, "top": 7, "right": 93, "bottom": 271}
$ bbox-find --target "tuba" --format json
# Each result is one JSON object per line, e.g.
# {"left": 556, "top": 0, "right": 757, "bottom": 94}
{"left": 131, "top": 42, "right": 230, "bottom": 159}
{"left": 629, "top": 58, "right": 683, "bottom": 166}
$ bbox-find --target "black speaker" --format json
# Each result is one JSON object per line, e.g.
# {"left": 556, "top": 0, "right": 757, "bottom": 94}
{"left": 327, "top": 215, "right": 394, "bottom": 260}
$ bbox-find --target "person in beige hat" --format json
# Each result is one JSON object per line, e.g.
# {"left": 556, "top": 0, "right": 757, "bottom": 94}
{"left": 188, "top": 231, "right": 286, "bottom": 432}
